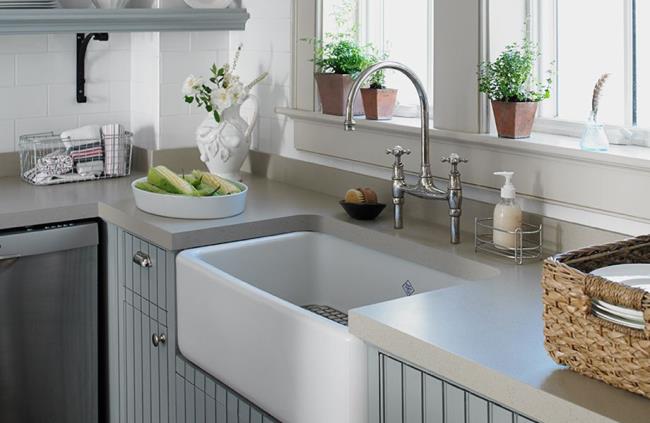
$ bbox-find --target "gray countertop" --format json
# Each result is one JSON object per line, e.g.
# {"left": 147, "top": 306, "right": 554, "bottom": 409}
{"left": 1, "top": 173, "right": 649, "bottom": 422}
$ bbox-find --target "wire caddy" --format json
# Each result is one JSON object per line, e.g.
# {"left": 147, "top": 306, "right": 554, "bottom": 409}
{"left": 19, "top": 130, "right": 132, "bottom": 186}
{"left": 474, "top": 218, "right": 543, "bottom": 265}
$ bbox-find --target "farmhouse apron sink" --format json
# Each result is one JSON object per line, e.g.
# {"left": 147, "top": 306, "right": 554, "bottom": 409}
{"left": 177, "top": 230, "right": 497, "bottom": 423}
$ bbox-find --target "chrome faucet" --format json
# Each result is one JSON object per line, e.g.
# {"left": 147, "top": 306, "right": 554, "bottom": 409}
{"left": 343, "top": 61, "right": 467, "bottom": 244}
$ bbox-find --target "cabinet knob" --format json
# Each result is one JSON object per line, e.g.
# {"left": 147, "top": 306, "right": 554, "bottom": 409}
{"left": 152, "top": 333, "right": 167, "bottom": 347}
{"left": 133, "top": 251, "right": 153, "bottom": 268}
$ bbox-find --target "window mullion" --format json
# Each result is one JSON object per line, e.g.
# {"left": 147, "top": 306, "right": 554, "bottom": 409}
{"left": 624, "top": 0, "right": 635, "bottom": 127}
{"left": 428, "top": 0, "right": 434, "bottom": 113}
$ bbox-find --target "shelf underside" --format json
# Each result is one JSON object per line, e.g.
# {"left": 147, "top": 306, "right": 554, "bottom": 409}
{"left": 0, "top": 8, "right": 249, "bottom": 34}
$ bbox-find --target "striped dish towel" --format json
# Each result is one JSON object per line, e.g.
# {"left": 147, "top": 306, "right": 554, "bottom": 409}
{"left": 102, "top": 124, "right": 126, "bottom": 176}
{"left": 69, "top": 142, "right": 104, "bottom": 162}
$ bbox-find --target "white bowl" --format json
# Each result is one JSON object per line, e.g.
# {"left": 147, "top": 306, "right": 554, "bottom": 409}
{"left": 131, "top": 177, "right": 247, "bottom": 219}
{"left": 92, "top": 0, "right": 130, "bottom": 8}
{"left": 183, "top": 0, "right": 232, "bottom": 9}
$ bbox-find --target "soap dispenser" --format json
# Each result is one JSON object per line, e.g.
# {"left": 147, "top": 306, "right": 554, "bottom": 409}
{"left": 493, "top": 172, "right": 523, "bottom": 249}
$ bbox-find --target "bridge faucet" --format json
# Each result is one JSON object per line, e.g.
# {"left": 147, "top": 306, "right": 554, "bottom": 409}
{"left": 343, "top": 61, "right": 467, "bottom": 244}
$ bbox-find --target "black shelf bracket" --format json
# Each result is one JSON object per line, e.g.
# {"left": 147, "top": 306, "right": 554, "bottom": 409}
{"left": 76, "top": 32, "right": 109, "bottom": 104}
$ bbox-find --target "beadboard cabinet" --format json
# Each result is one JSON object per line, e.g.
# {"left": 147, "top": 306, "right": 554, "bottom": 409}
{"left": 105, "top": 224, "right": 277, "bottom": 423}
{"left": 369, "top": 348, "right": 538, "bottom": 423}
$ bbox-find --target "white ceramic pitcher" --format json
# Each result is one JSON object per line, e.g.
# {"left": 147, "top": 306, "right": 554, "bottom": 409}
{"left": 196, "top": 94, "right": 258, "bottom": 182}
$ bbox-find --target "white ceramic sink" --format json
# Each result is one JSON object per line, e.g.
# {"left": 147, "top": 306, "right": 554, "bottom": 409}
{"left": 177, "top": 231, "right": 493, "bottom": 423}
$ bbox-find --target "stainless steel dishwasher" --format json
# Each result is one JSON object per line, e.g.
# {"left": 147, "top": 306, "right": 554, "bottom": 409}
{"left": 0, "top": 222, "right": 98, "bottom": 423}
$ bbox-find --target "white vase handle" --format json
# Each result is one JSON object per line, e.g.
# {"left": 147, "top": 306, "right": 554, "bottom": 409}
{"left": 243, "top": 94, "right": 259, "bottom": 139}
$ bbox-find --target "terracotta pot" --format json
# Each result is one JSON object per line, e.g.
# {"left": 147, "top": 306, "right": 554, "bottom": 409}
{"left": 491, "top": 100, "right": 538, "bottom": 139}
{"left": 314, "top": 73, "right": 364, "bottom": 116}
{"left": 361, "top": 88, "right": 398, "bottom": 120}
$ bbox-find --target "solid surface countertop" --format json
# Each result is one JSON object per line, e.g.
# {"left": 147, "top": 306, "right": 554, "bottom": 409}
{"left": 1, "top": 173, "right": 649, "bottom": 423}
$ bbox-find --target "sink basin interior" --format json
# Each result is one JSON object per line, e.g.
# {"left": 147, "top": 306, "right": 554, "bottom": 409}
{"left": 190, "top": 231, "right": 468, "bottom": 313}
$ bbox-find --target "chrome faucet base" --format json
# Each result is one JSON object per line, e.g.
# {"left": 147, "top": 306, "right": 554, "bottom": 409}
{"left": 344, "top": 61, "right": 468, "bottom": 244}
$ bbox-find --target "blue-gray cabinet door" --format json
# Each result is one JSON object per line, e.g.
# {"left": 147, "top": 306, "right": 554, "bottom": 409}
{"left": 107, "top": 225, "right": 176, "bottom": 423}
{"left": 122, "top": 300, "right": 170, "bottom": 423}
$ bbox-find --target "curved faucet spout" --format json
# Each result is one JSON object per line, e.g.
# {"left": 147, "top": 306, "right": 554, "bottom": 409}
{"left": 343, "top": 61, "right": 433, "bottom": 182}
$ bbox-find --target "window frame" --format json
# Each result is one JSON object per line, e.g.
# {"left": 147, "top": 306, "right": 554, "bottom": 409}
{"left": 531, "top": 0, "right": 640, "bottom": 141}
{"left": 357, "top": 0, "right": 435, "bottom": 109}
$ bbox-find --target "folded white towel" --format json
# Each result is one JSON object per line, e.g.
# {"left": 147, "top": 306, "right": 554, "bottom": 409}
{"left": 76, "top": 160, "right": 104, "bottom": 177}
{"left": 61, "top": 125, "right": 102, "bottom": 148}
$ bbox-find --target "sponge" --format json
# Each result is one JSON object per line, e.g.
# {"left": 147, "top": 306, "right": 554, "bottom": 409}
{"left": 344, "top": 188, "right": 378, "bottom": 204}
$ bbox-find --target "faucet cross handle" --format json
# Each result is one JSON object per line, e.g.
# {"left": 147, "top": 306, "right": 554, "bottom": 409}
{"left": 441, "top": 153, "right": 468, "bottom": 172}
{"left": 386, "top": 145, "right": 411, "bottom": 166}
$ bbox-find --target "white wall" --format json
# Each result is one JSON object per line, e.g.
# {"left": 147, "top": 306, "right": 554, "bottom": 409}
{"left": 157, "top": 31, "right": 230, "bottom": 149}
{"left": 0, "top": 33, "right": 131, "bottom": 153}
{"left": 233, "top": 0, "right": 293, "bottom": 155}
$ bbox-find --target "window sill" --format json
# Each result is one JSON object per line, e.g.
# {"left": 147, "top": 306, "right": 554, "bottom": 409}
{"left": 278, "top": 107, "right": 650, "bottom": 234}
{"left": 278, "top": 108, "right": 650, "bottom": 171}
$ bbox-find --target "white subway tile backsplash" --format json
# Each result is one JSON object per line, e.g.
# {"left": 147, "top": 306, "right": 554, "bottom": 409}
{"left": 0, "top": 119, "right": 14, "bottom": 153}
{"left": 242, "top": 0, "right": 292, "bottom": 19}
{"left": 160, "top": 83, "right": 189, "bottom": 116}
{"left": 107, "top": 33, "right": 132, "bottom": 51}
{"left": 235, "top": 50, "right": 290, "bottom": 87}
{"left": 230, "top": 18, "right": 291, "bottom": 53}
{"left": 46, "top": 34, "right": 76, "bottom": 52}
{"left": 0, "top": 0, "right": 294, "bottom": 152}
{"left": 14, "top": 115, "right": 78, "bottom": 141}
{"left": 110, "top": 82, "right": 131, "bottom": 112}
{"left": 78, "top": 112, "right": 131, "bottom": 128}
{"left": 160, "top": 50, "right": 219, "bottom": 85}
{"left": 190, "top": 31, "right": 229, "bottom": 51}
{"left": 16, "top": 52, "right": 75, "bottom": 85}
{"left": 0, "top": 86, "right": 47, "bottom": 119}
{"left": 87, "top": 50, "right": 131, "bottom": 84}
{"left": 250, "top": 84, "right": 291, "bottom": 118}
{"left": 0, "top": 55, "right": 14, "bottom": 87}
{"left": 160, "top": 32, "right": 191, "bottom": 52}
{"left": 0, "top": 35, "right": 47, "bottom": 54}
{"left": 0, "top": 31, "right": 138, "bottom": 151}
{"left": 48, "top": 83, "right": 110, "bottom": 116}
{"left": 109, "top": 50, "right": 132, "bottom": 81}
{"left": 159, "top": 114, "right": 204, "bottom": 149}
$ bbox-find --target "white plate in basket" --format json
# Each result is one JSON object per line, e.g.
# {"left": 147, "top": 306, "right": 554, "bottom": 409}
{"left": 131, "top": 177, "right": 247, "bottom": 219}
{"left": 590, "top": 264, "right": 650, "bottom": 323}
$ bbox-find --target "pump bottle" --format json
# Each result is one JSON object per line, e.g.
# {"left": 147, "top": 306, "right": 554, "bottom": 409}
{"left": 493, "top": 172, "right": 523, "bottom": 249}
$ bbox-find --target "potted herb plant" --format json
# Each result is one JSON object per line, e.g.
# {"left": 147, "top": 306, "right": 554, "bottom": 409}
{"left": 478, "top": 40, "right": 553, "bottom": 139}
{"left": 309, "top": 35, "right": 370, "bottom": 116}
{"left": 360, "top": 53, "right": 397, "bottom": 120}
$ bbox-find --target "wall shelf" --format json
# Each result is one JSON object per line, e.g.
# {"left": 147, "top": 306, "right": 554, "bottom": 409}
{"left": 0, "top": 8, "right": 249, "bottom": 34}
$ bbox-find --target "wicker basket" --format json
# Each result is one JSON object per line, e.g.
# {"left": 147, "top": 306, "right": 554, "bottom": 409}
{"left": 542, "top": 235, "right": 650, "bottom": 398}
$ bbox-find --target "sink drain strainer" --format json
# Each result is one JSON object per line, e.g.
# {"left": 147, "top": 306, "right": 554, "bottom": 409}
{"left": 302, "top": 304, "right": 348, "bottom": 326}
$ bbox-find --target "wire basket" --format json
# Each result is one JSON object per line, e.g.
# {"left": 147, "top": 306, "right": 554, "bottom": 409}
{"left": 19, "top": 130, "right": 132, "bottom": 186}
{"left": 474, "top": 217, "right": 543, "bottom": 264}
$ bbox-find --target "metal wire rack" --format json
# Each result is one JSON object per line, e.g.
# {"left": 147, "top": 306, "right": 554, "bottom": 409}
{"left": 474, "top": 218, "right": 543, "bottom": 265}
{"left": 302, "top": 304, "right": 348, "bottom": 326}
{"left": 19, "top": 130, "right": 132, "bottom": 186}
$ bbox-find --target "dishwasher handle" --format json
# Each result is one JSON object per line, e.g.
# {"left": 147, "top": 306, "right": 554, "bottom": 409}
{"left": 0, "top": 254, "right": 20, "bottom": 261}
{"left": 0, "top": 254, "right": 20, "bottom": 266}
{"left": 0, "top": 223, "right": 97, "bottom": 258}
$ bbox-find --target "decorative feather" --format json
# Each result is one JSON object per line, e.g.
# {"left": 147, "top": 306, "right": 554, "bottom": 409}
{"left": 591, "top": 73, "right": 611, "bottom": 120}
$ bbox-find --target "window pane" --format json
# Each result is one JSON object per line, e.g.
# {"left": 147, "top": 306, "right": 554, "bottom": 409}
{"left": 636, "top": 2, "right": 650, "bottom": 127}
{"left": 383, "top": 0, "right": 430, "bottom": 106}
{"left": 555, "top": 0, "right": 626, "bottom": 125}
{"left": 322, "top": 0, "right": 358, "bottom": 40}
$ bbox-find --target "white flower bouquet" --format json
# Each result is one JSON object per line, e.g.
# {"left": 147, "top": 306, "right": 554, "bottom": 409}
{"left": 182, "top": 45, "right": 268, "bottom": 123}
